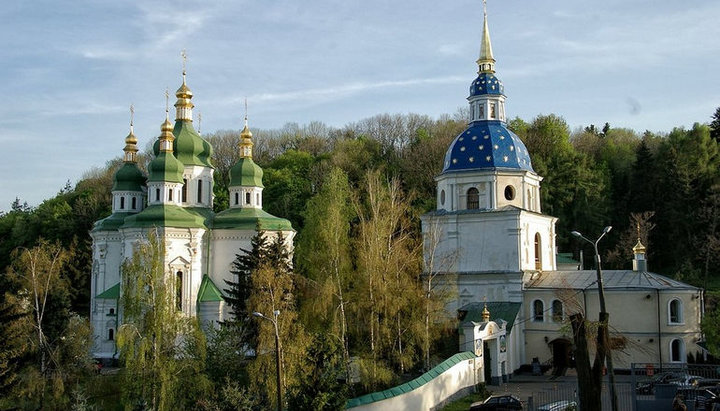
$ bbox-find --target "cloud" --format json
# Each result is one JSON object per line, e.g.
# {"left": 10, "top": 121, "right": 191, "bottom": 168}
{"left": 220, "top": 75, "right": 466, "bottom": 107}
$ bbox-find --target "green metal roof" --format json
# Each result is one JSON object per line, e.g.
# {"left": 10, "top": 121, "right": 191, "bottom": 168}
{"left": 173, "top": 121, "right": 214, "bottom": 168}
{"left": 556, "top": 252, "right": 579, "bottom": 265}
{"left": 96, "top": 283, "right": 120, "bottom": 299}
{"left": 345, "top": 351, "right": 477, "bottom": 408}
{"left": 92, "top": 212, "right": 134, "bottom": 232}
{"left": 213, "top": 207, "right": 293, "bottom": 231}
{"left": 121, "top": 205, "right": 208, "bottom": 229}
{"left": 197, "top": 275, "right": 224, "bottom": 302}
{"left": 229, "top": 157, "right": 264, "bottom": 188}
{"left": 457, "top": 301, "right": 522, "bottom": 332}
{"left": 112, "top": 162, "right": 147, "bottom": 191}
{"left": 148, "top": 151, "right": 184, "bottom": 183}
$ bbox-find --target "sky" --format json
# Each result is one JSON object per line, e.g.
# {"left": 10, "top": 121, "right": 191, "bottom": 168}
{"left": 1, "top": 0, "right": 719, "bottom": 212}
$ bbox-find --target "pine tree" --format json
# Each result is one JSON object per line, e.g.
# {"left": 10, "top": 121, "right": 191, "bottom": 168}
{"left": 223, "top": 224, "right": 269, "bottom": 325}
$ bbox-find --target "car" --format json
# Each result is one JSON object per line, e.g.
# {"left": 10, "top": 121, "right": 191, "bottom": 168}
{"left": 636, "top": 372, "right": 700, "bottom": 395}
{"left": 536, "top": 400, "right": 577, "bottom": 411}
{"left": 470, "top": 394, "right": 523, "bottom": 411}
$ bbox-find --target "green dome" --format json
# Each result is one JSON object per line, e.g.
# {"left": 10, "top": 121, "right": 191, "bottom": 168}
{"left": 148, "top": 152, "right": 184, "bottom": 183}
{"left": 230, "top": 158, "right": 264, "bottom": 188}
{"left": 173, "top": 121, "right": 214, "bottom": 168}
{"left": 122, "top": 204, "right": 208, "bottom": 229}
{"left": 213, "top": 207, "right": 292, "bottom": 231}
{"left": 112, "top": 162, "right": 146, "bottom": 192}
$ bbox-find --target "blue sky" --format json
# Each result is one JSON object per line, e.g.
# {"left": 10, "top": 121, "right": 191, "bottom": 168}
{"left": 2, "top": 0, "right": 719, "bottom": 211}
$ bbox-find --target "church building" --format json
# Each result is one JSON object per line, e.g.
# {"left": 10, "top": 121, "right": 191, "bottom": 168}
{"left": 89, "top": 72, "right": 293, "bottom": 358}
{"left": 421, "top": 5, "right": 704, "bottom": 383}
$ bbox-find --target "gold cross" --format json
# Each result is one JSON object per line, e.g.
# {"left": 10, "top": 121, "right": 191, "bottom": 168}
{"left": 165, "top": 88, "right": 170, "bottom": 114}
{"left": 483, "top": 0, "right": 487, "bottom": 17}
{"left": 181, "top": 49, "right": 187, "bottom": 76}
{"left": 129, "top": 104, "right": 134, "bottom": 127}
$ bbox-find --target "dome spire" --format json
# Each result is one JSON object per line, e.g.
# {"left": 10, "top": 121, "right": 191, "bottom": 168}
{"left": 175, "top": 49, "right": 194, "bottom": 121}
{"left": 476, "top": 0, "right": 496, "bottom": 74}
{"left": 239, "top": 98, "right": 254, "bottom": 159}
{"left": 123, "top": 104, "right": 139, "bottom": 163}
{"left": 160, "top": 89, "right": 176, "bottom": 152}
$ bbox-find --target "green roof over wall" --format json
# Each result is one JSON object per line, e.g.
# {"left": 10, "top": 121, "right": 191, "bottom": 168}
{"left": 213, "top": 207, "right": 293, "bottom": 231}
{"left": 122, "top": 205, "right": 208, "bottom": 229}
{"left": 346, "top": 351, "right": 477, "bottom": 408}
{"left": 96, "top": 283, "right": 120, "bottom": 299}
{"left": 556, "top": 252, "right": 579, "bottom": 265}
{"left": 93, "top": 212, "right": 133, "bottom": 232}
{"left": 148, "top": 152, "right": 184, "bottom": 183}
{"left": 198, "top": 275, "right": 224, "bottom": 302}
{"left": 457, "top": 301, "right": 521, "bottom": 332}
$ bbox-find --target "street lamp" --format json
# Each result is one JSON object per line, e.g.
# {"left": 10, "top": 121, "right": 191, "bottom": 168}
{"left": 253, "top": 310, "right": 282, "bottom": 411}
{"left": 571, "top": 226, "right": 618, "bottom": 411}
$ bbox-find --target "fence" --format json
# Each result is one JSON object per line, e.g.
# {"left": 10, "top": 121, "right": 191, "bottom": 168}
{"left": 526, "top": 381, "right": 635, "bottom": 411}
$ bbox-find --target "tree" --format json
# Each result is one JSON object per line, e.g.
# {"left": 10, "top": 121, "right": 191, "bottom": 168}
{"left": 0, "top": 290, "right": 32, "bottom": 399}
{"left": 117, "top": 230, "right": 210, "bottom": 410}
{"left": 296, "top": 167, "right": 355, "bottom": 383}
{"left": 352, "top": 170, "right": 424, "bottom": 388}
{"left": 223, "top": 226, "right": 269, "bottom": 348}
{"left": 710, "top": 106, "right": 720, "bottom": 142}
{"left": 285, "top": 333, "right": 349, "bottom": 410}
{"left": 247, "top": 234, "right": 309, "bottom": 410}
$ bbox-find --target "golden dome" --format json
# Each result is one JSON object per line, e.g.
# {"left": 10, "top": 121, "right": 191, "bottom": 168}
{"left": 482, "top": 303, "right": 490, "bottom": 322}
{"left": 239, "top": 115, "right": 254, "bottom": 159}
{"left": 633, "top": 239, "right": 646, "bottom": 254}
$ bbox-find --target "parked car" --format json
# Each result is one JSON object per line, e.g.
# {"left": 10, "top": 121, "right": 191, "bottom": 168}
{"left": 537, "top": 400, "right": 577, "bottom": 411}
{"left": 636, "top": 372, "right": 700, "bottom": 395}
{"left": 470, "top": 395, "right": 523, "bottom": 411}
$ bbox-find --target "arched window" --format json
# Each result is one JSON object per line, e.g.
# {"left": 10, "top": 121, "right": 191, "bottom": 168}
{"left": 176, "top": 271, "right": 183, "bottom": 312}
{"left": 132, "top": 197, "right": 137, "bottom": 209}
{"left": 182, "top": 178, "right": 188, "bottom": 202}
{"left": 168, "top": 189, "right": 173, "bottom": 201}
{"left": 256, "top": 193, "right": 260, "bottom": 205}
{"left": 120, "top": 197, "right": 125, "bottom": 209}
{"left": 246, "top": 192, "right": 251, "bottom": 205}
{"left": 197, "top": 180, "right": 203, "bottom": 203}
{"left": 467, "top": 188, "right": 479, "bottom": 210}
{"left": 155, "top": 188, "right": 160, "bottom": 202}
{"left": 533, "top": 299, "right": 544, "bottom": 322}
{"left": 479, "top": 105, "right": 485, "bottom": 119}
{"left": 670, "top": 339, "right": 684, "bottom": 362}
{"left": 490, "top": 103, "right": 496, "bottom": 119}
{"left": 552, "top": 300, "right": 563, "bottom": 322}
{"left": 534, "top": 233, "right": 542, "bottom": 270}
{"left": 669, "top": 298, "right": 683, "bottom": 324}
{"left": 504, "top": 185, "right": 515, "bottom": 201}
{"left": 109, "top": 308, "right": 115, "bottom": 316}
{"left": 235, "top": 192, "right": 239, "bottom": 205}
{"left": 108, "top": 328, "right": 114, "bottom": 341}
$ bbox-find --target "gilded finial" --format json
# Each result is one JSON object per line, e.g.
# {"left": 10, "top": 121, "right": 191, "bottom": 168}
{"left": 165, "top": 88, "right": 170, "bottom": 118}
{"left": 181, "top": 49, "right": 187, "bottom": 82}
{"left": 239, "top": 99, "right": 253, "bottom": 159}
{"left": 477, "top": 0, "right": 496, "bottom": 74}
{"left": 159, "top": 91, "right": 175, "bottom": 153}
{"left": 175, "top": 51, "right": 194, "bottom": 121}
{"left": 481, "top": 297, "right": 490, "bottom": 322}
{"left": 633, "top": 222, "right": 646, "bottom": 254}
{"left": 123, "top": 104, "right": 138, "bottom": 163}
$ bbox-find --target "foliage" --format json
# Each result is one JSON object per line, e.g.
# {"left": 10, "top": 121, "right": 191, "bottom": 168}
{"left": 285, "top": 333, "right": 349, "bottom": 410}
{"left": 701, "top": 309, "right": 720, "bottom": 357}
{"left": 117, "top": 230, "right": 210, "bottom": 410}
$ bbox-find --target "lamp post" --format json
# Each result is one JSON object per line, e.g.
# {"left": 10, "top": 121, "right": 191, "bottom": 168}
{"left": 253, "top": 310, "right": 282, "bottom": 411}
{"left": 571, "top": 227, "right": 618, "bottom": 411}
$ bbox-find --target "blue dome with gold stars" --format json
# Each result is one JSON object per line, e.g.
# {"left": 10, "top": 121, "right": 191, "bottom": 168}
{"left": 469, "top": 73, "right": 504, "bottom": 97}
{"left": 442, "top": 120, "right": 533, "bottom": 173}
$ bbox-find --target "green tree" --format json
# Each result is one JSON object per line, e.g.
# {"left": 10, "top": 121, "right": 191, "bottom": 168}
{"left": 296, "top": 167, "right": 355, "bottom": 382}
{"left": 247, "top": 234, "right": 309, "bottom": 410}
{"left": 117, "top": 231, "right": 210, "bottom": 410}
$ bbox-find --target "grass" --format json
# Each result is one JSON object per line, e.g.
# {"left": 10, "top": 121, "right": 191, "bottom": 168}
{"left": 441, "top": 385, "right": 491, "bottom": 411}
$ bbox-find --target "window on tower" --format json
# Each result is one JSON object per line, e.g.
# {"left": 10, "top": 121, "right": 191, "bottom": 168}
{"left": 490, "top": 103, "right": 496, "bottom": 119}
{"left": 467, "top": 188, "right": 479, "bottom": 209}
{"left": 156, "top": 188, "right": 160, "bottom": 202}
{"left": 479, "top": 105, "right": 485, "bottom": 119}
{"left": 182, "top": 179, "right": 188, "bottom": 202}
{"left": 132, "top": 197, "right": 137, "bottom": 210}
{"left": 120, "top": 197, "right": 125, "bottom": 210}
{"left": 197, "top": 180, "right": 203, "bottom": 204}
{"left": 246, "top": 192, "right": 251, "bottom": 205}
{"left": 533, "top": 300, "right": 544, "bottom": 322}
{"left": 176, "top": 271, "right": 183, "bottom": 311}
{"left": 168, "top": 189, "right": 173, "bottom": 202}
{"left": 235, "top": 192, "right": 239, "bottom": 206}
{"left": 534, "top": 233, "right": 542, "bottom": 270}
{"left": 256, "top": 193, "right": 260, "bottom": 205}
